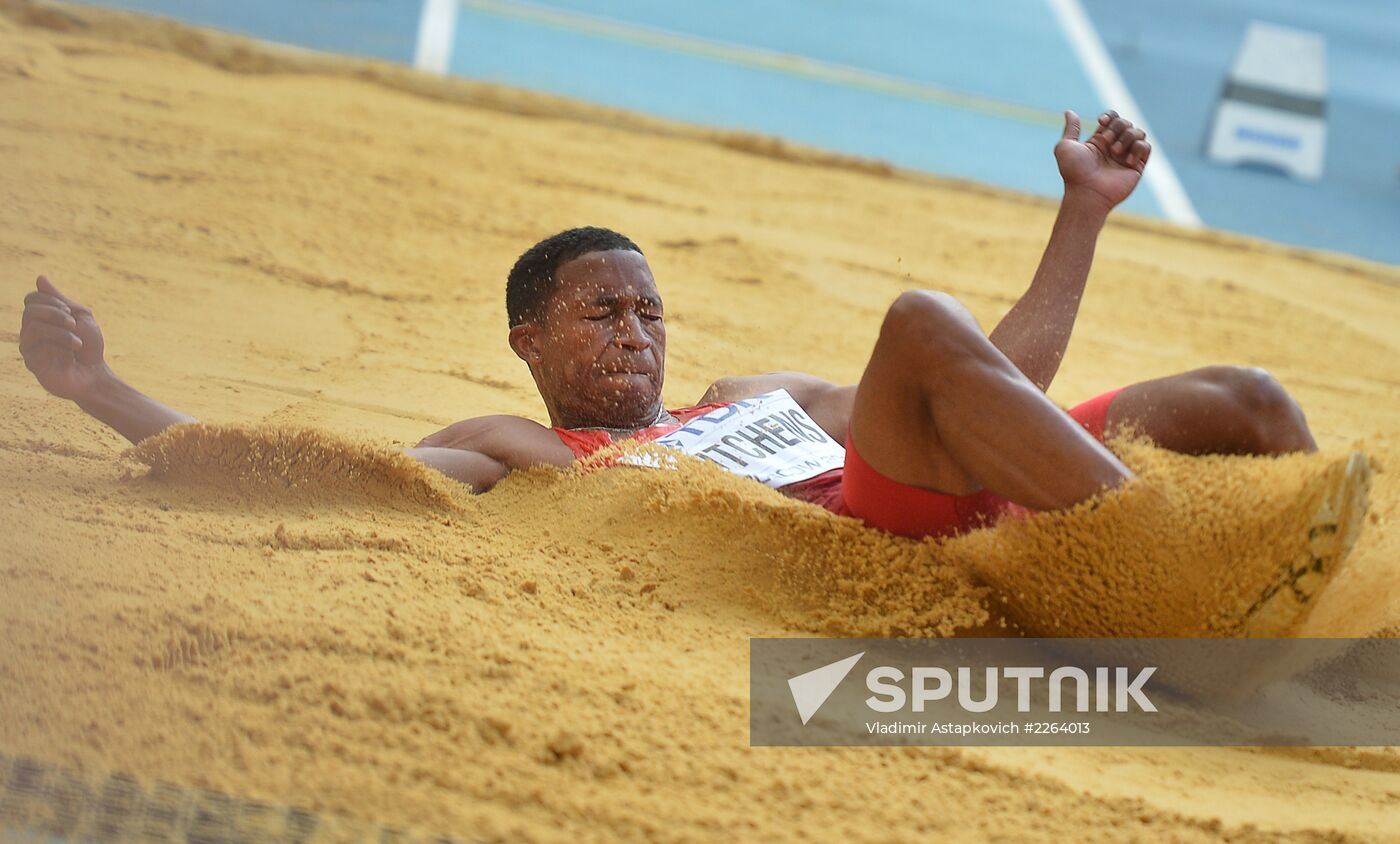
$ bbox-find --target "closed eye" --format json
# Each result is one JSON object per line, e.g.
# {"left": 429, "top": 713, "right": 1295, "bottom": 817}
{"left": 584, "top": 311, "right": 662, "bottom": 322}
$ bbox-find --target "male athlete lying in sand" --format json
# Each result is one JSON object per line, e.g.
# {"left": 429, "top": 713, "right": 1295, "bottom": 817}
{"left": 19, "top": 110, "right": 1369, "bottom": 561}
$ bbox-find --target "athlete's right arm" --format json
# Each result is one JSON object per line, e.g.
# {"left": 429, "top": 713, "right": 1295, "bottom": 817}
{"left": 411, "top": 415, "right": 575, "bottom": 493}
{"left": 402, "top": 446, "right": 512, "bottom": 492}
{"left": 20, "top": 276, "right": 199, "bottom": 444}
{"left": 20, "top": 276, "right": 571, "bottom": 494}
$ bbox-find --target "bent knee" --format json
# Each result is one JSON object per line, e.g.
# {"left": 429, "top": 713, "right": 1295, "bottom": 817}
{"left": 1197, "top": 365, "right": 1292, "bottom": 414}
{"left": 877, "top": 290, "right": 983, "bottom": 354}
{"left": 1195, "top": 365, "right": 1311, "bottom": 453}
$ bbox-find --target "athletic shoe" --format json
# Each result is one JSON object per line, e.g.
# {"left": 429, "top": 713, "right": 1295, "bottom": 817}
{"left": 1239, "top": 450, "right": 1372, "bottom": 636}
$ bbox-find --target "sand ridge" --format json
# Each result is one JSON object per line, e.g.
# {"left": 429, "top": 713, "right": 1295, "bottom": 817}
{"left": 2, "top": 3, "right": 1400, "bottom": 841}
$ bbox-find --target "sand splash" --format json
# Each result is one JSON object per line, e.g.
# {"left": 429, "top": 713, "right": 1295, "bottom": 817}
{"left": 124, "top": 424, "right": 1387, "bottom": 643}
{"left": 948, "top": 436, "right": 1380, "bottom": 637}
{"left": 131, "top": 423, "right": 474, "bottom": 511}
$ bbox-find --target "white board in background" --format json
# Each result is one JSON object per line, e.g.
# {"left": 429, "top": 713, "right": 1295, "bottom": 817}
{"left": 1206, "top": 22, "right": 1327, "bottom": 182}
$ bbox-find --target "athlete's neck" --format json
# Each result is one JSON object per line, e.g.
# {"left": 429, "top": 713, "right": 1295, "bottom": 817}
{"left": 566, "top": 405, "right": 677, "bottom": 438}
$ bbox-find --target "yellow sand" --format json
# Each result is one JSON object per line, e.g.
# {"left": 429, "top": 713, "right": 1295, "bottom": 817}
{"left": 3, "top": 1, "right": 1400, "bottom": 840}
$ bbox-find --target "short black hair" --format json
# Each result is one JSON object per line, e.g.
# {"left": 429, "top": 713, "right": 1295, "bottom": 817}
{"left": 506, "top": 226, "right": 643, "bottom": 327}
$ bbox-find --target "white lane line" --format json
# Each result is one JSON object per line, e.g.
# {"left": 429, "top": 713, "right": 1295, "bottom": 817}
{"left": 1047, "top": 0, "right": 1202, "bottom": 227}
{"left": 414, "top": 0, "right": 460, "bottom": 74}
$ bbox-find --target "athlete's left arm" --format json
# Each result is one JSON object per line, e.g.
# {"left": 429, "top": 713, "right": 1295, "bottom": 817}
{"left": 988, "top": 110, "right": 1151, "bottom": 391}
{"left": 700, "top": 373, "right": 855, "bottom": 441}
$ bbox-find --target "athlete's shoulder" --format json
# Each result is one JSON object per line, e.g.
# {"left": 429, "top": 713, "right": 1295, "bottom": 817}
{"left": 699, "top": 372, "right": 839, "bottom": 405}
{"left": 701, "top": 372, "right": 855, "bottom": 442}
{"left": 416, "top": 414, "right": 549, "bottom": 447}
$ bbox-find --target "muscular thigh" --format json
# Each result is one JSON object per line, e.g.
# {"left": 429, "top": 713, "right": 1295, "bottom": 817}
{"left": 849, "top": 320, "right": 982, "bottom": 496}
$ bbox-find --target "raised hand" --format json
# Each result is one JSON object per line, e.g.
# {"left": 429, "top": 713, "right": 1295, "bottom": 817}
{"left": 1054, "top": 110, "right": 1152, "bottom": 211}
{"left": 19, "top": 275, "right": 108, "bottom": 402}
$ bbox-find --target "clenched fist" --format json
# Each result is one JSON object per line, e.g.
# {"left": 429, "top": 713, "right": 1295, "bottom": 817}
{"left": 19, "top": 275, "right": 109, "bottom": 402}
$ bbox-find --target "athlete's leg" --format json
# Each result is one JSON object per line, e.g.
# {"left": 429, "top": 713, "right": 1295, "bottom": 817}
{"left": 849, "top": 290, "right": 1132, "bottom": 511}
{"left": 1103, "top": 366, "right": 1317, "bottom": 455}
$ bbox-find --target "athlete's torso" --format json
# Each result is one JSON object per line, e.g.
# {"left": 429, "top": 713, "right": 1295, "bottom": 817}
{"left": 551, "top": 389, "right": 845, "bottom": 512}
{"left": 551, "top": 402, "right": 723, "bottom": 461}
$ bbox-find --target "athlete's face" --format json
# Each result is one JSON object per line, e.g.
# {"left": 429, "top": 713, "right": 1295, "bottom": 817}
{"left": 511, "top": 249, "right": 667, "bottom": 429}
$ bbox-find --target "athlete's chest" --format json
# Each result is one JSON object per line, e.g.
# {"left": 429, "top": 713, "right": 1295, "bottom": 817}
{"left": 651, "top": 389, "right": 845, "bottom": 488}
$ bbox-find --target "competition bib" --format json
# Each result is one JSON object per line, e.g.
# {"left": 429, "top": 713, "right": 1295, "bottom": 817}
{"left": 652, "top": 389, "right": 845, "bottom": 488}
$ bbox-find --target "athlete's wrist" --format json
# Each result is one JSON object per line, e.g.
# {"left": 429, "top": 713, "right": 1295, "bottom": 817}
{"left": 72, "top": 363, "right": 122, "bottom": 410}
{"left": 1060, "top": 187, "right": 1115, "bottom": 221}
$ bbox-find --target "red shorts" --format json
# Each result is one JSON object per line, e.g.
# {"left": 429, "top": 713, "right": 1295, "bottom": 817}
{"left": 838, "top": 388, "right": 1124, "bottom": 539}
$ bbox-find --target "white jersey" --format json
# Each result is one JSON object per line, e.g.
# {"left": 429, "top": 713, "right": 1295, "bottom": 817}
{"left": 652, "top": 389, "right": 845, "bottom": 488}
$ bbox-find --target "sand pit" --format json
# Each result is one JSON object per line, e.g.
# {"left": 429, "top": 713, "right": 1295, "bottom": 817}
{"left": 3, "top": 2, "right": 1400, "bottom": 840}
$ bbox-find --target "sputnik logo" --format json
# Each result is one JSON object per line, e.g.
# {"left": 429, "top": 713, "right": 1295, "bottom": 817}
{"left": 787, "top": 652, "right": 865, "bottom": 725}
